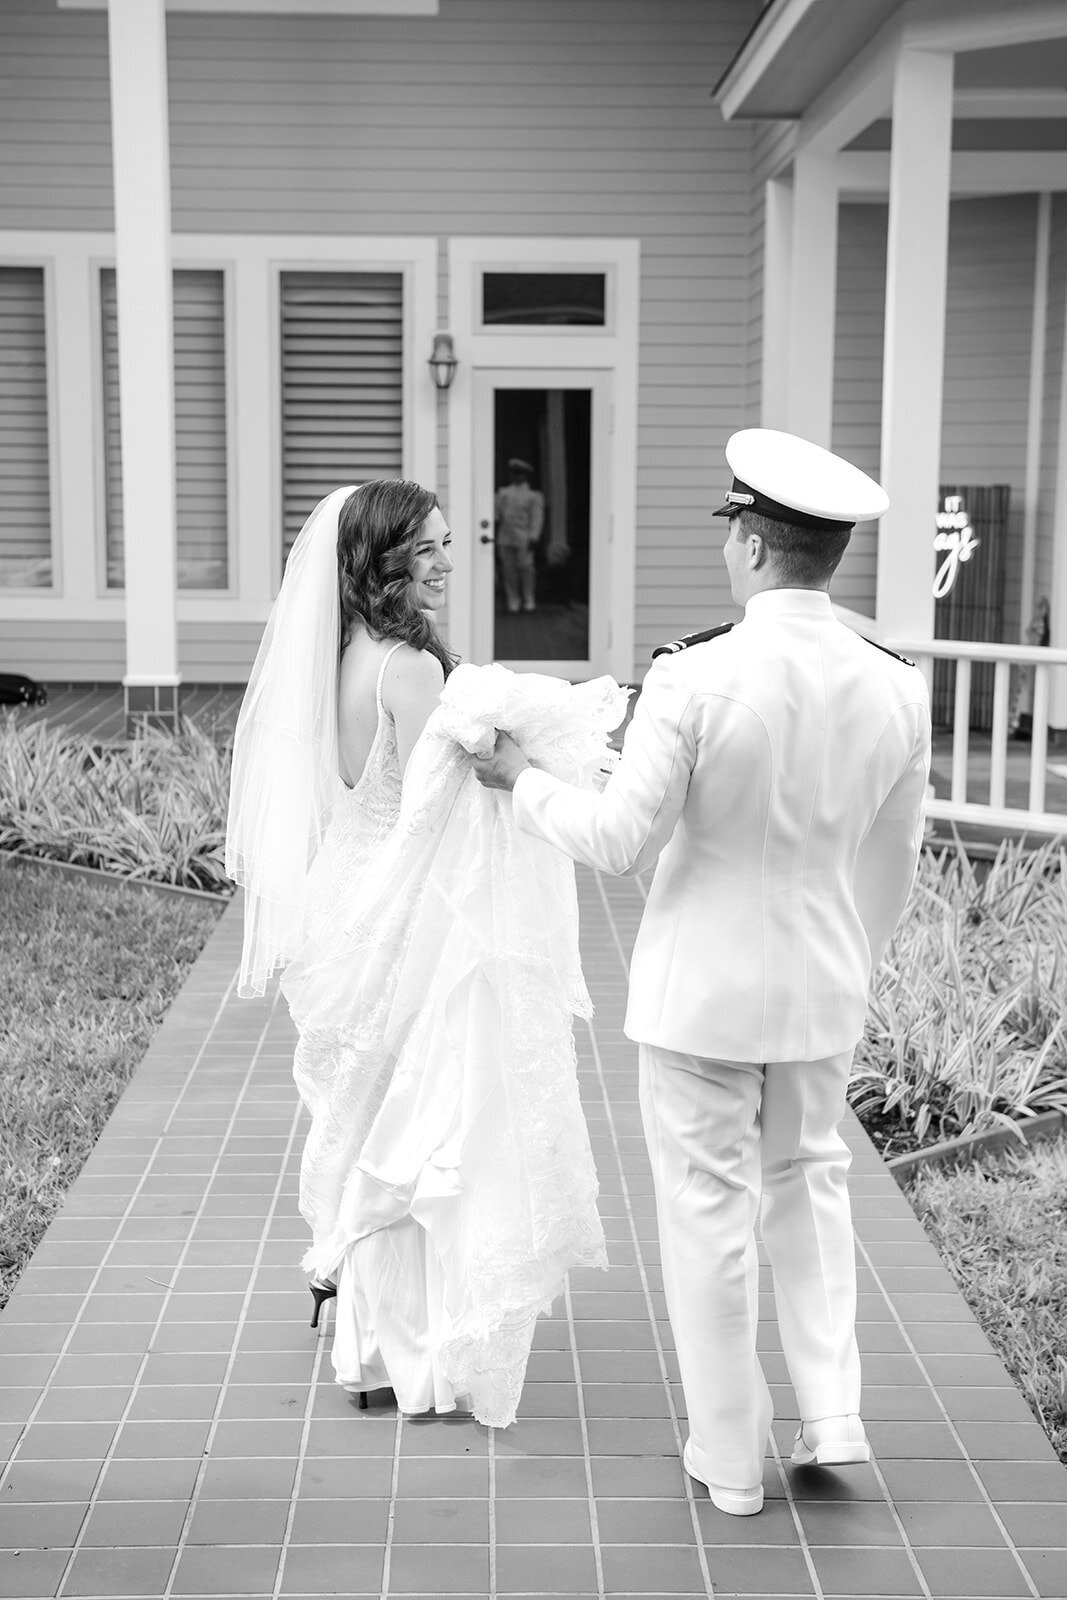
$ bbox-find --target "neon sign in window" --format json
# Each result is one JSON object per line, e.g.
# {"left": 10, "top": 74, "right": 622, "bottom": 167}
{"left": 933, "top": 495, "right": 979, "bottom": 599}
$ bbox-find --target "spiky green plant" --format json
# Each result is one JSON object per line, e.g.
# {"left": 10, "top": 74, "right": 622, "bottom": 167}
{"left": 0, "top": 713, "right": 232, "bottom": 892}
{"left": 852, "top": 837, "right": 1067, "bottom": 1152}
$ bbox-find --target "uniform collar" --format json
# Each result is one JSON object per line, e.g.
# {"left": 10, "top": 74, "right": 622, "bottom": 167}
{"left": 743, "top": 587, "right": 834, "bottom": 621}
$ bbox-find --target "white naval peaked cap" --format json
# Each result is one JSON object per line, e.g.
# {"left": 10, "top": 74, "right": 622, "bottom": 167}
{"left": 713, "top": 428, "right": 890, "bottom": 532}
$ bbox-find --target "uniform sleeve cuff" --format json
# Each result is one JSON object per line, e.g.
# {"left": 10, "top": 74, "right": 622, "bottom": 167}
{"left": 512, "top": 765, "right": 557, "bottom": 830}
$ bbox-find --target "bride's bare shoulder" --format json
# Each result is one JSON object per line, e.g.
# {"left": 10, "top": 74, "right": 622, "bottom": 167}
{"left": 380, "top": 641, "right": 444, "bottom": 712}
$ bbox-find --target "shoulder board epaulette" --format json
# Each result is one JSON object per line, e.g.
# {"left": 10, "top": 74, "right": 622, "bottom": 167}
{"left": 858, "top": 635, "right": 916, "bottom": 668}
{"left": 651, "top": 622, "right": 734, "bottom": 661}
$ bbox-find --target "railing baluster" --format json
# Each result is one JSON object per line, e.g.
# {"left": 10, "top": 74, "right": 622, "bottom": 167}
{"left": 1029, "top": 664, "right": 1049, "bottom": 817}
{"left": 951, "top": 659, "right": 971, "bottom": 804}
{"left": 989, "top": 660, "right": 1010, "bottom": 809}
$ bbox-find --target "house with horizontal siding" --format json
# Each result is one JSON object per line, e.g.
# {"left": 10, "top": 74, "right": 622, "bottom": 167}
{"left": 1, "top": 0, "right": 1066, "bottom": 737}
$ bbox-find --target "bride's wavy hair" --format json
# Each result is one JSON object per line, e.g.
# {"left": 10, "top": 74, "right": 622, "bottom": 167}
{"left": 337, "top": 480, "right": 457, "bottom": 677}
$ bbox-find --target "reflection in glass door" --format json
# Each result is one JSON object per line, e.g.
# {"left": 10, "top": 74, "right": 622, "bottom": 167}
{"left": 473, "top": 370, "right": 608, "bottom": 674}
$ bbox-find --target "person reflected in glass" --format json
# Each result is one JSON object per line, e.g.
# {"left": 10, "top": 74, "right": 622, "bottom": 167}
{"left": 494, "top": 456, "right": 544, "bottom": 614}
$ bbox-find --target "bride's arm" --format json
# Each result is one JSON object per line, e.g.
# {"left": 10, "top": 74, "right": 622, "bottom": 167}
{"left": 381, "top": 646, "right": 445, "bottom": 774}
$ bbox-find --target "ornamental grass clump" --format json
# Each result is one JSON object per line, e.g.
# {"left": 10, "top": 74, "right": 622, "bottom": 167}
{"left": 851, "top": 837, "right": 1067, "bottom": 1154}
{"left": 0, "top": 713, "right": 232, "bottom": 893}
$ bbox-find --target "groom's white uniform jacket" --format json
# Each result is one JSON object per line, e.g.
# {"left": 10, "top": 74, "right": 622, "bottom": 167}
{"left": 512, "top": 588, "right": 931, "bottom": 1063}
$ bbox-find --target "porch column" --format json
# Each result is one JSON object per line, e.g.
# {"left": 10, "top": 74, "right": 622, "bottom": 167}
{"left": 876, "top": 48, "right": 954, "bottom": 644}
{"left": 1048, "top": 254, "right": 1067, "bottom": 734}
{"left": 785, "top": 151, "right": 838, "bottom": 447}
{"left": 760, "top": 177, "right": 793, "bottom": 429}
{"left": 107, "top": 0, "right": 180, "bottom": 732}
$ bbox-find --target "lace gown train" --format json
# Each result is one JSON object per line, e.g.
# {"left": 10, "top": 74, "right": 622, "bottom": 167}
{"left": 284, "top": 657, "right": 625, "bottom": 1426}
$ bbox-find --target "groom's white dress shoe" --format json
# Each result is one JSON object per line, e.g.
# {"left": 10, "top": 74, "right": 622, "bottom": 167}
{"left": 682, "top": 1440, "right": 764, "bottom": 1516}
{"left": 791, "top": 1413, "right": 870, "bottom": 1466}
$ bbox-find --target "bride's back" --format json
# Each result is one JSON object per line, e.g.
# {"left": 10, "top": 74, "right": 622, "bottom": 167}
{"left": 337, "top": 627, "right": 398, "bottom": 788}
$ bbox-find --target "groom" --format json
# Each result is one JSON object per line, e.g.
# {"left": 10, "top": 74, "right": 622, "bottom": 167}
{"left": 472, "top": 429, "right": 931, "bottom": 1514}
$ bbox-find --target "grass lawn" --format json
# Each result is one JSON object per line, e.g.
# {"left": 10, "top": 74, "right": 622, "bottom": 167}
{"left": 0, "top": 857, "right": 221, "bottom": 1313}
{"left": 904, "top": 1134, "right": 1067, "bottom": 1464}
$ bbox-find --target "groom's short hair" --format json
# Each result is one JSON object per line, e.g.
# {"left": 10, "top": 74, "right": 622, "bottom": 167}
{"left": 734, "top": 509, "right": 851, "bottom": 588}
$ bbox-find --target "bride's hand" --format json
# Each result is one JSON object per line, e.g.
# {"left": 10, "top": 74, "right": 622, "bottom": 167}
{"left": 470, "top": 730, "right": 531, "bottom": 792}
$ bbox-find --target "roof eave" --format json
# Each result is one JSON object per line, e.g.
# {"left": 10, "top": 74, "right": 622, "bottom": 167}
{"left": 712, "top": 0, "right": 821, "bottom": 119}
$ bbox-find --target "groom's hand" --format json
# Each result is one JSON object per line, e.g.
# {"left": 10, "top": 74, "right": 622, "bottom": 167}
{"left": 471, "top": 731, "right": 530, "bottom": 792}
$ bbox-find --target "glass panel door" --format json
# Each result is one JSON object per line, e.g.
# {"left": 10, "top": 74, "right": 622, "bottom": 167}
{"left": 472, "top": 369, "right": 609, "bottom": 675}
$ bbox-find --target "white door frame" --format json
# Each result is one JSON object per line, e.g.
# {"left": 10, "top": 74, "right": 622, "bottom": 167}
{"left": 446, "top": 237, "right": 639, "bottom": 678}
{"left": 472, "top": 366, "right": 612, "bottom": 676}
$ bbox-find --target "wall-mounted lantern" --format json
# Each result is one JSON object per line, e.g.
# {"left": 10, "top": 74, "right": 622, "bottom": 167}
{"left": 428, "top": 332, "right": 458, "bottom": 391}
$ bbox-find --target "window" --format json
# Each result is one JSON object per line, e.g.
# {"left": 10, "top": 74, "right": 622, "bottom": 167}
{"left": 279, "top": 270, "right": 403, "bottom": 564}
{"left": 482, "top": 271, "right": 606, "bottom": 327}
{"left": 0, "top": 266, "right": 52, "bottom": 588}
{"left": 102, "top": 267, "right": 229, "bottom": 589}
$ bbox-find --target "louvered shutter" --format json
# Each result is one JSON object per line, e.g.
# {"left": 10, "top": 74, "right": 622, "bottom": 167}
{"left": 279, "top": 271, "right": 403, "bottom": 563}
{"left": 0, "top": 267, "right": 52, "bottom": 588}
{"left": 101, "top": 271, "right": 122, "bottom": 586}
{"left": 102, "top": 268, "right": 229, "bottom": 590}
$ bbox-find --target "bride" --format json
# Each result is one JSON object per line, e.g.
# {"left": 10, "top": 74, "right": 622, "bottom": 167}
{"left": 226, "top": 480, "right": 624, "bottom": 1427}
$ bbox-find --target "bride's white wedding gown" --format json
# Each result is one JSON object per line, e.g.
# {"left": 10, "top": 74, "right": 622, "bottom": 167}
{"left": 282, "top": 651, "right": 626, "bottom": 1427}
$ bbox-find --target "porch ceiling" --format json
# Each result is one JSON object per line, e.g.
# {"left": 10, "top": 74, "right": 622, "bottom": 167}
{"left": 955, "top": 36, "right": 1067, "bottom": 88}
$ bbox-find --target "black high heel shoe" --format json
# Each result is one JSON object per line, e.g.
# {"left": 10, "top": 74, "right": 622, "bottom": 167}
{"left": 309, "top": 1278, "right": 337, "bottom": 1328}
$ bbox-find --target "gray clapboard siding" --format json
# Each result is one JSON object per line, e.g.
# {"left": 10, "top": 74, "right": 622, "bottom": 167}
{"left": 178, "top": 623, "right": 265, "bottom": 680}
{"left": 833, "top": 196, "right": 1039, "bottom": 640}
{"left": 0, "top": 620, "right": 124, "bottom": 680}
{"left": 0, "top": 265, "right": 51, "bottom": 589}
{"left": 101, "top": 267, "right": 229, "bottom": 590}
{"left": 0, "top": 0, "right": 760, "bottom": 683}
{"left": 0, "top": 620, "right": 265, "bottom": 682}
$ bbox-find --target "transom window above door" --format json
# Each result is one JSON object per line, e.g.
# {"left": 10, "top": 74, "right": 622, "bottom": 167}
{"left": 480, "top": 271, "right": 608, "bottom": 328}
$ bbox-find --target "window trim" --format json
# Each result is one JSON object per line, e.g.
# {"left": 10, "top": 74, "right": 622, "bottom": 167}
{"left": 447, "top": 236, "right": 640, "bottom": 684}
{"left": 0, "top": 231, "right": 437, "bottom": 625}
{"left": 269, "top": 250, "right": 431, "bottom": 588}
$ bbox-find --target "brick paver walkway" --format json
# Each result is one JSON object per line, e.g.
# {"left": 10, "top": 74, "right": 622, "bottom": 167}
{"left": 2, "top": 871, "right": 1066, "bottom": 1600}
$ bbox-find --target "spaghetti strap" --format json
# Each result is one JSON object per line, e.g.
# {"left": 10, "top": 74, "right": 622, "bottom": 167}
{"left": 375, "top": 641, "right": 406, "bottom": 717}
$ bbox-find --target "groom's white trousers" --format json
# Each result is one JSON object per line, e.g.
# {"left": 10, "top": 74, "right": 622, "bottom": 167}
{"left": 638, "top": 1043, "right": 861, "bottom": 1490}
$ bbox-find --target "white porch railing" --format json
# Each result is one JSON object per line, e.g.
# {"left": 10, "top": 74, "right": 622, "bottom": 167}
{"left": 886, "top": 638, "right": 1067, "bottom": 837}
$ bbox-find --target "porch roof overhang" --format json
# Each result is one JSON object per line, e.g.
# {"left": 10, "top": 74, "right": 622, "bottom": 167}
{"left": 713, "top": 0, "right": 903, "bottom": 123}
{"left": 715, "top": 0, "right": 1067, "bottom": 153}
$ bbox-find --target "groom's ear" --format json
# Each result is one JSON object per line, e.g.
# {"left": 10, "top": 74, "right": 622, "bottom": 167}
{"left": 747, "top": 532, "right": 766, "bottom": 570}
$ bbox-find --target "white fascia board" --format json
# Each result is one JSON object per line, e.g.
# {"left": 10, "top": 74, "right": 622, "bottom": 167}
{"left": 715, "top": 0, "right": 821, "bottom": 123}
{"left": 59, "top": 1, "right": 438, "bottom": 13}
{"left": 906, "top": 0, "right": 1067, "bottom": 52}
{"left": 838, "top": 151, "right": 1067, "bottom": 198}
